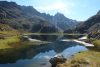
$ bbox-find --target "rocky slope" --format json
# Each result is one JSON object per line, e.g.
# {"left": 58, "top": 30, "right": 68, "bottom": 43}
{"left": 64, "top": 10, "right": 100, "bottom": 39}
{"left": 41, "top": 12, "right": 77, "bottom": 30}
{"left": 52, "top": 13, "right": 77, "bottom": 30}
{"left": 76, "top": 11, "right": 100, "bottom": 33}
{"left": 0, "top": 1, "right": 77, "bottom": 33}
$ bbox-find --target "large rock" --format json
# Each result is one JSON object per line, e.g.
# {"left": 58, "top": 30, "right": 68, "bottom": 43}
{"left": 49, "top": 55, "right": 66, "bottom": 67}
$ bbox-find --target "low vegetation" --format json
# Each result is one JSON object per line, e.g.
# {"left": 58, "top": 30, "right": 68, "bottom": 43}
{"left": 92, "top": 39, "right": 100, "bottom": 47}
{"left": 57, "top": 51, "right": 100, "bottom": 67}
{"left": 0, "top": 24, "right": 21, "bottom": 49}
{"left": 57, "top": 39, "right": 100, "bottom": 67}
{"left": 0, "top": 36, "right": 21, "bottom": 49}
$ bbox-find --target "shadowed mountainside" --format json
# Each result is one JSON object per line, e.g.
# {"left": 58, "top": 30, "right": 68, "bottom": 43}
{"left": 64, "top": 10, "right": 100, "bottom": 39}
{"left": 0, "top": 1, "right": 77, "bottom": 33}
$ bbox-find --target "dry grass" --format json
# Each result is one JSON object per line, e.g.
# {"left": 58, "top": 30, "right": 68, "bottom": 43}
{"left": 57, "top": 39, "right": 100, "bottom": 67}
{"left": 57, "top": 51, "right": 100, "bottom": 67}
{"left": 0, "top": 36, "right": 21, "bottom": 49}
{"left": 92, "top": 39, "right": 100, "bottom": 46}
{"left": 0, "top": 24, "right": 22, "bottom": 49}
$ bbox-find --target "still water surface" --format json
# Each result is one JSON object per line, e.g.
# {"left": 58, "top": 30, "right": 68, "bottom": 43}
{"left": 0, "top": 35, "right": 88, "bottom": 67}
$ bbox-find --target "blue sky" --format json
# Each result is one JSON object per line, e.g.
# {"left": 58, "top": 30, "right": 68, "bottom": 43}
{"left": 2, "top": 0, "right": 100, "bottom": 21}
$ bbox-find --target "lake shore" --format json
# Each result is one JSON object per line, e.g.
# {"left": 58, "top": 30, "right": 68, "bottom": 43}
{"left": 57, "top": 39, "right": 100, "bottom": 67}
{"left": 61, "top": 39, "right": 94, "bottom": 47}
{"left": 0, "top": 31, "right": 100, "bottom": 67}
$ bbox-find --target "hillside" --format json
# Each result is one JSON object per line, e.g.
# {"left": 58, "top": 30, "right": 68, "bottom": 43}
{"left": 0, "top": 1, "right": 77, "bottom": 33}
{"left": 75, "top": 11, "right": 100, "bottom": 33}
{"left": 75, "top": 11, "right": 100, "bottom": 38}
{"left": 64, "top": 10, "right": 100, "bottom": 39}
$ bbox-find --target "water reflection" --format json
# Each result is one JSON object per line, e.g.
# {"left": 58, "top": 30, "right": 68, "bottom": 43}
{"left": 29, "top": 34, "right": 61, "bottom": 41}
{"left": 62, "top": 45, "right": 87, "bottom": 58}
{"left": 0, "top": 35, "right": 88, "bottom": 67}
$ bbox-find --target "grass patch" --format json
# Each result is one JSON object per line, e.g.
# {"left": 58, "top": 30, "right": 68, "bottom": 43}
{"left": 92, "top": 39, "right": 100, "bottom": 46}
{"left": 58, "top": 39, "right": 100, "bottom": 67}
{"left": 58, "top": 51, "right": 100, "bottom": 67}
{"left": 74, "top": 51, "right": 100, "bottom": 63}
{"left": 89, "top": 39, "right": 100, "bottom": 51}
{"left": 0, "top": 25, "right": 22, "bottom": 49}
{"left": 0, "top": 36, "right": 21, "bottom": 49}
{"left": 0, "top": 31, "right": 21, "bottom": 37}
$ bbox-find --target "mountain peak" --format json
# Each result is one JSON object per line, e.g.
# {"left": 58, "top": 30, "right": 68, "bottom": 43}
{"left": 0, "top": 1, "right": 77, "bottom": 31}
{"left": 55, "top": 12, "right": 64, "bottom": 16}
{"left": 0, "top": 1, "right": 17, "bottom": 5}
{"left": 0, "top": 1, "right": 20, "bottom": 9}
{"left": 54, "top": 12, "right": 68, "bottom": 20}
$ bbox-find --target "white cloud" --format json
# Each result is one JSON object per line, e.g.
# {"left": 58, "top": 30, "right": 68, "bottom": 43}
{"left": 35, "top": 1, "right": 75, "bottom": 15}
{"left": 36, "top": 1, "right": 66, "bottom": 11}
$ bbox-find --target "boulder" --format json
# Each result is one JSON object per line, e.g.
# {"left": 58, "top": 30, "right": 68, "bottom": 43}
{"left": 49, "top": 55, "right": 66, "bottom": 67}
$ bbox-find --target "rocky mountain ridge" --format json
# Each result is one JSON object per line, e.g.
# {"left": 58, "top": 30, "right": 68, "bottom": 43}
{"left": 0, "top": 1, "right": 78, "bottom": 33}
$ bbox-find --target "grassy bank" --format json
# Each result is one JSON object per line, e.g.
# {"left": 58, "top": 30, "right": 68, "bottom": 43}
{"left": 92, "top": 39, "right": 100, "bottom": 50}
{"left": 58, "top": 51, "right": 100, "bottom": 67}
{"left": 0, "top": 36, "right": 21, "bottom": 49}
{"left": 0, "top": 31, "right": 48, "bottom": 49}
{"left": 57, "top": 39, "right": 100, "bottom": 67}
{"left": 0, "top": 31, "right": 20, "bottom": 36}
{"left": 0, "top": 29, "right": 22, "bottom": 49}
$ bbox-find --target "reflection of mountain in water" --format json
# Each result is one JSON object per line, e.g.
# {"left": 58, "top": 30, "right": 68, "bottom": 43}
{"left": 28, "top": 35, "right": 63, "bottom": 41}
{"left": 0, "top": 41, "right": 84, "bottom": 64}
{"left": 27, "top": 34, "right": 85, "bottom": 42}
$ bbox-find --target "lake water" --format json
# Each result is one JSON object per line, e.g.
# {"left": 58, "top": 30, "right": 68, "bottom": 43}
{"left": 0, "top": 35, "right": 88, "bottom": 67}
